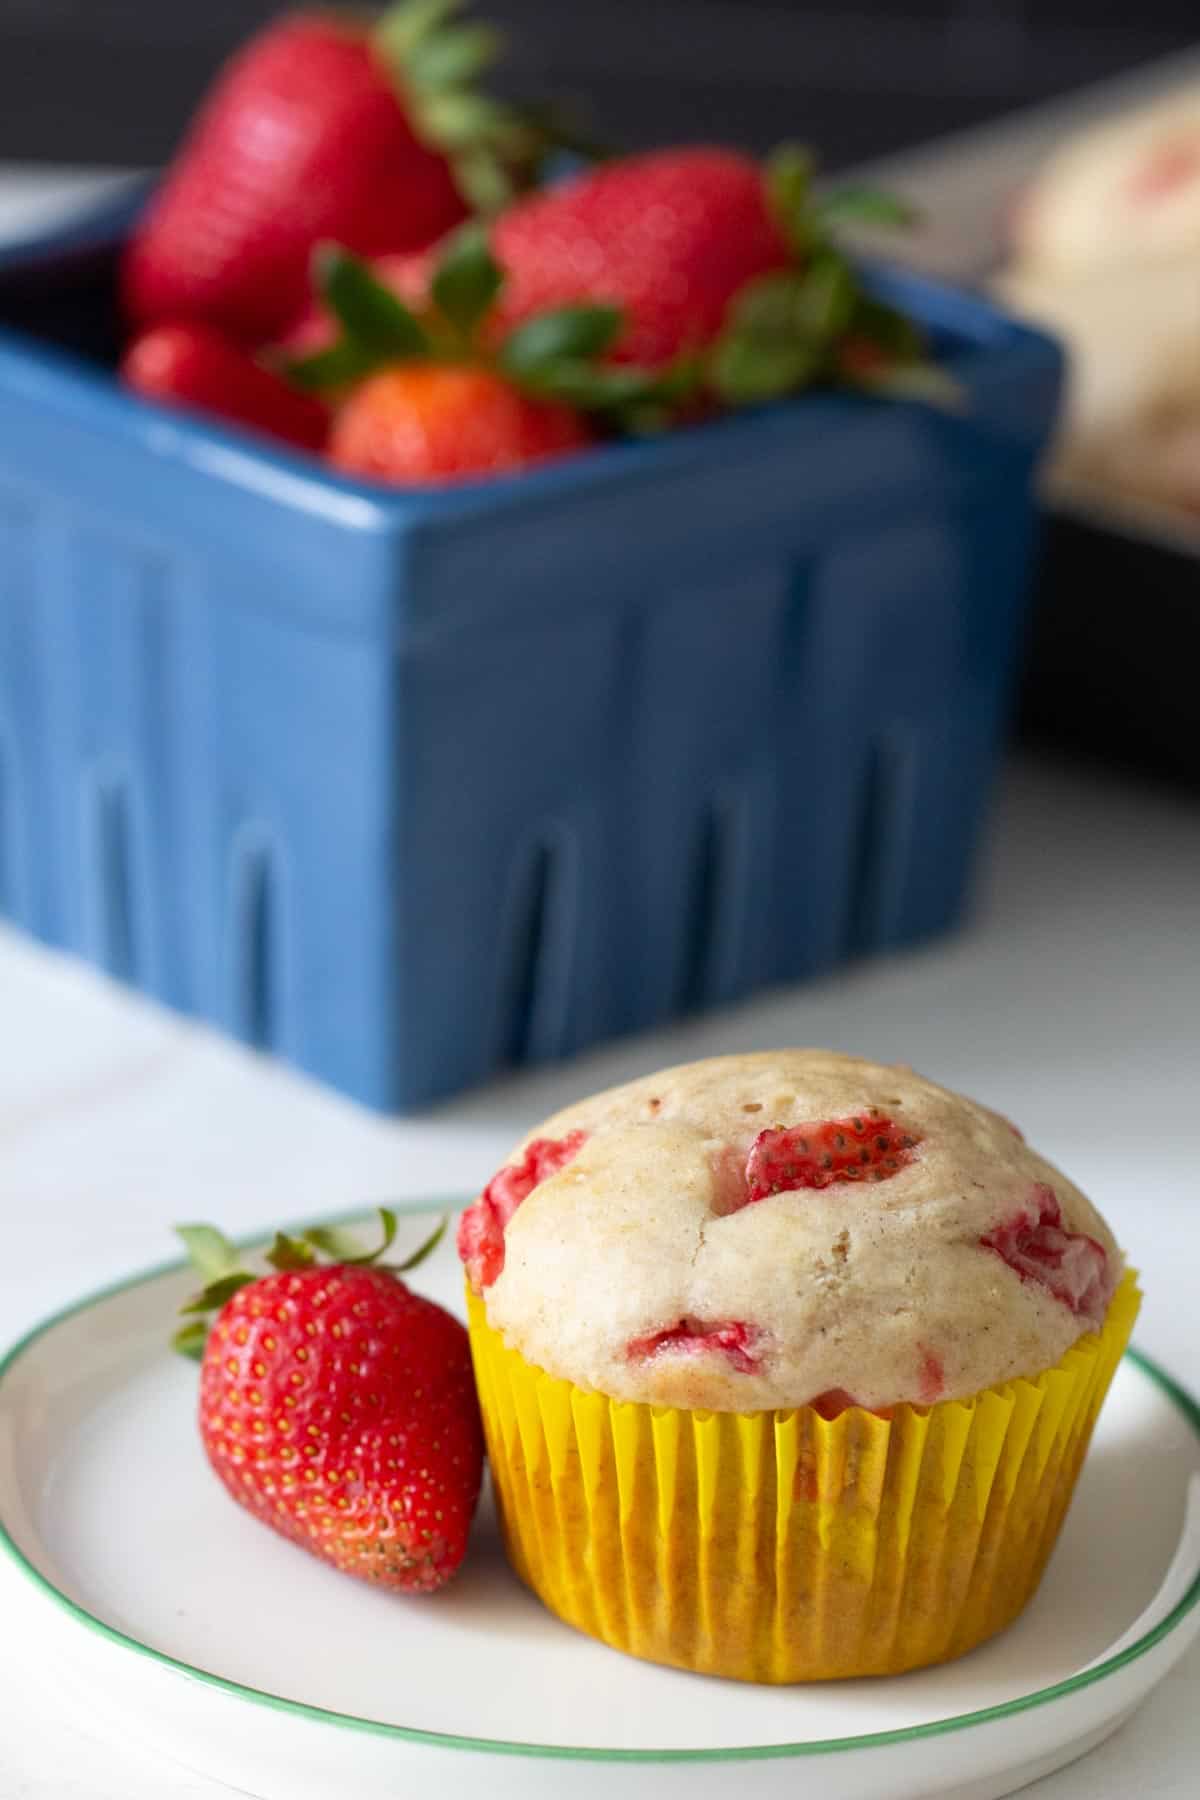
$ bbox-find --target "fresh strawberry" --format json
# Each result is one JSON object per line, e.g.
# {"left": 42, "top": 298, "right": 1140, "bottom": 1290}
{"left": 122, "top": 323, "right": 329, "bottom": 451}
{"left": 744, "top": 1112, "right": 920, "bottom": 1203}
{"left": 174, "top": 1212, "right": 483, "bottom": 1593}
{"left": 487, "top": 147, "right": 791, "bottom": 367}
{"left": 626, "top": 1317, "right": 760, "bottom": 1374}
{"left": 981, "top": 1183, "right": 1109, "bottom": 1321}
{"left": 458, "top": 1130, "right": 586, "bottom": 1290}
{"left": 123, "top": 2, "right": 554, "bottom": 343}
{"left": 331, "top": 364, "right": 591, "bottom": 482}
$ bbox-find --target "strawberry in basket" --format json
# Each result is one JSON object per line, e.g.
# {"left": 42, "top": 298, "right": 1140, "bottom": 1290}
{"left": 123, "top": 0, "right": 565, "bottom": 343}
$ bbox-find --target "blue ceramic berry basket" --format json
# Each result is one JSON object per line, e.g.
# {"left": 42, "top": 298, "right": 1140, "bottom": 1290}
{"left": 0, "top": 193, "right": 1061, "bottom": 1111}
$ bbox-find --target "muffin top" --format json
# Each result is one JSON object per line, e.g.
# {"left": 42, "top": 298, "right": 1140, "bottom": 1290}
{"left": 457, "top": 1051, "right": 1122, "bottom": 1412}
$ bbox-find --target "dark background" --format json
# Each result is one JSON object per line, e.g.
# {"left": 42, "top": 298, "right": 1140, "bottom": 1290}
{"left": 0, "top": 1, "right": 1196, "bottom": 170}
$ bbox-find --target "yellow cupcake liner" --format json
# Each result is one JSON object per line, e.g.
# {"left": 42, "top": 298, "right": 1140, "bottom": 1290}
{"left": 467, "top": 1271, "right": 1140, "bottom": 1683}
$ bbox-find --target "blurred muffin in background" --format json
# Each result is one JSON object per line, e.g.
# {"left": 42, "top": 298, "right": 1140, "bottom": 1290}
{"left": 1001, "top": 88, "right": 1200, "bottom": 520}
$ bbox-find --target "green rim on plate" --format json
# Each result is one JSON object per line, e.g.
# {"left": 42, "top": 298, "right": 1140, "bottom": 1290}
{"left": 0, "top": 1201, "right": 1197, "bottom": 1765}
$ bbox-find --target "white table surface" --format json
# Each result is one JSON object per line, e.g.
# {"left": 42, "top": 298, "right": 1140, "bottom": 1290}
{"left": 1, "top": 753, "right": 1198, "bottom": 1799}
{"left": 1, "top": 164, "right": 1199, "bottom": 1800}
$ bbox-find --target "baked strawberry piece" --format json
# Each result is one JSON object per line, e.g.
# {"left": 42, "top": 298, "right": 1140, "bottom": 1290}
{"left": 744, "top": 1112, "right": 920, "bottom": 1202}
{"left": 981, "top": 1181, "right": 1109, "bottom": 1322}
{"left": 458, "top": 1130, "right": 586, "bottom": 1291}
{"left": 626, "top": 1317, "right": 760, "bottom": 1375}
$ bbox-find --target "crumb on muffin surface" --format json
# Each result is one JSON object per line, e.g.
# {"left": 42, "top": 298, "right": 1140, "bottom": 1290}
{"left": 458, "top": 1050, "right": 1122, "bottom": 1412}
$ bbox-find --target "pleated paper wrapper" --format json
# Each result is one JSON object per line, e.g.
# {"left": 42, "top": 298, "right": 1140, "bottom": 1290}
{"left": 467, "top": 1271, "right": 1140, "bottom": 1683}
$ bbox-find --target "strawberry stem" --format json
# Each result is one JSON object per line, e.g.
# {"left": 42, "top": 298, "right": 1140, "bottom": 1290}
{"left": 372, "top": 0, "right": 597, "bottom": 215}
{"left": 175, "top": 1223, "right": 242, "bottom": 1282}
{"left": 313, "top": 244, "right": 431, "bottom": 358}
{"left": 172, "top": 1319, "right": 209, "bottom": 1362}
{"left": 305, "top": 1207, "right": 399, "bottom": 1266}
{"left": 391, "top": 1216, "right": 448, "bottom": 1273}
{"left": 172, "top": 1208, "right": 449, "bottom": 1360}
{"left": 706, "top": 143, "right": 960, "bottom": 413}
{"left": 429, "top": 221, "right": 504, "bottom": 338}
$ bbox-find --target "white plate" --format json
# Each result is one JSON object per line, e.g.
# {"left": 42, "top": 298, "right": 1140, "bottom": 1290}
{"left": 1, "top": 1206, "right": 1198, "bottom": 1800}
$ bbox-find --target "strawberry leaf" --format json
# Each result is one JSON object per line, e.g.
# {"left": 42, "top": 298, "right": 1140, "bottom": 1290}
{"left": 451, "top": 146, "right": 517, "bottom": 215}
{"left": 419, "top": 89, "right": 519, "bottom": 151}
{"left": 176, "top": 1224, "right": 241, "bottom": 1284}
{"left": 795, "top": 255, "right": 858, "bottom": 341}
{"left": 499, "top": 305, "right": 624, "bottom": 376}
{"left": 301, "top": 1222, "right": 368, "bottom": 1262}
{"left": 728, "top": 270, "right": 804, "bottom": 332}
{"left": 709, "top": 334, "right": 820, "bottom": 406}
{"left": 376, "top": 0, "right": 599, "bottom": 215}
{"left": 361, "top": 1205, "right": 399, "bottom": 1264}
{"left": 709, "top": 270, "right": 827, "bottom": 403}
{"left": 817, "top": 186, "right": 919, "bottom": 231}
{"left": 375, "top": 0, "right": 466, "bottom": 61}
{"left": 394, "top": 1216, "right": 449, "bottom": 1273}
{"left": 849, "top": 294, "right": 926, "bottom": 362}
{"left": 842, "top": 359, "right": 966, "bottom": 412}
{"left": 729, "top": 259, "right": 855, "bottom": 355}
{"left": 518, "top": 360, "right": 663, "bottom": 408}
{"left": 264, "top": 1231, "right": 316, "bottom": 1272}
{"left": 765, "top": 142, "right": 818, "bottom": 258}
{"left": 304, "top": 1206, "right": 399, "bottom": 1267}
{"left": 179, "top": 1271, "right": 256, "bottom": 1315}
{"left": 405, "top": 22, "right": 500, "bottom": 91}
{"left": 281, "top": 341, "right": 384, "bottom": 394}
{"left": 517, "top": 352, "right": 701, "bottom": 428}
{"left": 172, "top": 1319, "right": 209, "bottom": 1362}
{"left": 314, "top": 245, "right": 431, "bottom": 359}
{"left": 430, "top": 223, "right": 504, "bottom": 338}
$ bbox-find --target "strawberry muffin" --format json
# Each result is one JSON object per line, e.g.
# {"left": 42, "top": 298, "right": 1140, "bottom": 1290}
{"left": 459, "top": 1050, "right": 1139, "bottom": 1682}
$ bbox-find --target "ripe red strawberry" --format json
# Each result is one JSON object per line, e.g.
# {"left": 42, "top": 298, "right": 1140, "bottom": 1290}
{"left": 486, "top": 148, "right": 791, "bottom": 366}
{"left": 122, "top": 2, "right": 555, "bottom": 344}
{"left": 981, "top": 1183, "right": 1109, "bottom": 1321}
{"left": 744, "top": 1113, "right": 920, "bottom": 1203}
{"left": 122, "top": 323, "right": 329, "bottom": 451}
{"left": 458, "top": 1130, "right": 587, "bottom": 1290}
{"left": 175, "top": 1214, "right": 483, "bottom": 1592}
{"left": 330, "top": 364, "right": 592, "bottom": 483}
